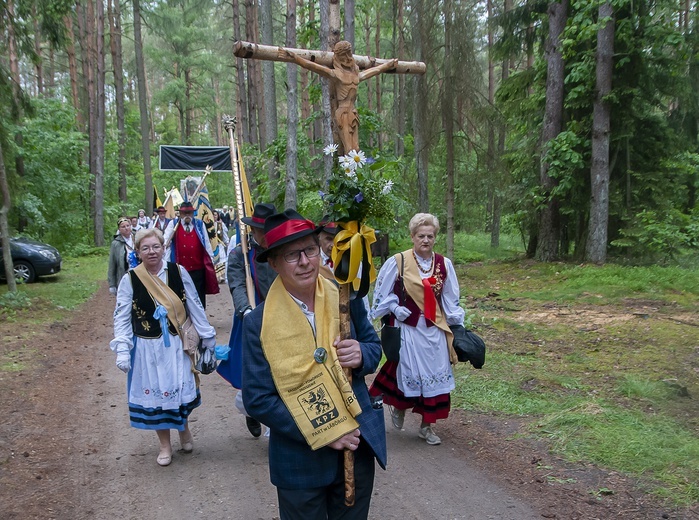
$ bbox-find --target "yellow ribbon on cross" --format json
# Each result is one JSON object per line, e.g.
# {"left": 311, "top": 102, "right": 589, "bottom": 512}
{"left": 331, "top": 221, "right": 377, "bottom": 298}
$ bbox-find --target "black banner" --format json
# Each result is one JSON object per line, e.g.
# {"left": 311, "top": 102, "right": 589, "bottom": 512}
{"left": 159, "top": 145, "right": 231, "bottom": 172}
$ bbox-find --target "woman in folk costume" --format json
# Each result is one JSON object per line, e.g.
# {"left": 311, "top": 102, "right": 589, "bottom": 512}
{"left": 135, "top": 208, "right": 152, "bottom": 230}
{"left": 369, "top": 213, "right": 465, "bottom": 446}
{"left": 110, "top": 228, "right": 216, "bottom": 466}
{"left": 108, "top": 217, "right": 138, "bottom": 295}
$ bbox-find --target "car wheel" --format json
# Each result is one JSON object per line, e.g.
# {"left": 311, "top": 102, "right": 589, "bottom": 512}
{"left": 14, "top": 260, "right": 36, "bottom": 283}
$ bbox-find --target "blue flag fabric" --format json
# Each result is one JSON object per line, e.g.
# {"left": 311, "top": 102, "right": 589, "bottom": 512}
{"left": 216, "top": 234, "right": 258, "bottom": 389}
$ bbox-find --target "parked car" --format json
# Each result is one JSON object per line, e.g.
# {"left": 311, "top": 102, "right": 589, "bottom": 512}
{"left": 0, "top": 237, "right": 62, "bottom": 283}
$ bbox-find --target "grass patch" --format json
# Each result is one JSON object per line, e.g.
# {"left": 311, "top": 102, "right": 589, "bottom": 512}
{"left": 451, "top": 252, "right": 699, "bottom": 506}
{"left": 535, "top": 402, "right": 699, "bottom": 505}
{"left": 0, "top": 249, "right": 108, "bottom": 323}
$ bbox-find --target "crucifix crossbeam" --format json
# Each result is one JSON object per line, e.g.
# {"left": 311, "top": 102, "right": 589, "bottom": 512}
{"left": 233, "top": 40, "right": 426, "bottom": 75}
{"left": 234, "top": 39, "right": 425, "bottom": 154}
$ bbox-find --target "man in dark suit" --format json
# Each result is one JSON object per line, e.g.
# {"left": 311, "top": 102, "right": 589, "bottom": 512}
{"left": 242, "top": 209, "right": 386, "bottom": 520}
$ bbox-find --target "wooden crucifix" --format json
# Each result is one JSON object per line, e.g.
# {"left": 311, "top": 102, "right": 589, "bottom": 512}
{"left": 234, "top": 37, "right": 425, "bottom": 508}
{"left": 233, "top": 40, "right": 426, "bottom": 154}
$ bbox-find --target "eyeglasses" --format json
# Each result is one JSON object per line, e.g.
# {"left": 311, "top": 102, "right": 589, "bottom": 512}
{"left": 282, "top": 244, "right": 321, "bottom": 264}
{"left": 139, "top": 245, "right": 163, "bottom": 253}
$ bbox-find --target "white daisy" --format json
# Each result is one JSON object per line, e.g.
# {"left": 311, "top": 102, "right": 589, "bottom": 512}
{"left": 344, "top": 166, "right": 357, "bottom": 180}
{"left": 323, "top": 143, "right": 338, "bottom": 156}
{"left": 347, "top": 150, "right": 367, "bottom": 168}
{"left": 339, "top": 155, "right": 356, "bottom": 171}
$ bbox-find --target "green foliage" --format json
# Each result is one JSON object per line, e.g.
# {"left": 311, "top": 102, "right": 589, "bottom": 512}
{"left": 454, "top": 259, "right": 699, "bottom": 505}
{"left": 611, "top": 208, "right": 699, "bottom": 263}
{"left": 321, "top": 151, "right": 398, "bottom": 226}
{"left": 0, "top": 250, "right": 108, "bottom": 323}
{"left": 0, "top": 290, "right": 32, "bottom": 311}
{"left": 14, "top": 98, "right": 89, "bottom": 250}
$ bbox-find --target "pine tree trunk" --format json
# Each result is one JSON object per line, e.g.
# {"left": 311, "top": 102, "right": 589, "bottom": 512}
{"left": 375, "top": 10, "right": 383, "bottom": 150}
{"left": 328, "top": 0, "right": 341, "bottom": 152}
{"left": 108, "top": 0, "right": 127, "bottom": 204}
{"left": 586, "top": 2, "right": 615, "bottom": 264}
{"left": 232, "top": 0, "right": 250, "bottom": 144}
{"left": 285, "top": 0, "right": 298, "bottom": 209}
{"left": 485, "top": 0, "right": 495, "bottom": 233}
{"left": 260, "top": 0, "right": 279, "bottom": 198}
{"left": 7, "top": 0, "right": 26, "bottom": 232}
{"left": 319, "top": 0, "right": 334, "bottom": 184}
{"left": 365, "top": 14, "right": 373, "bottom": 149}
{"left": 394, "top": 0, "right": 405, "bottom": 157}
{"left": 413, "top": 0, "right": 429, "bottom": 211}
{"left": 83, "top": 0, "right": 98, "bottom": 232}
{"left": 245, "top": 0, "right": 259, "bottom": 145}
{"left": 33, "top": 13, "right": 43, "bottom": 96}
{"left": 343, "top": 0, "right": 355, "bottom": 48}
{"left": 536, "top": 0, "right": 568, "bottom": 262}
{"left": 0, "top": 139, "right": 16, "bottom": 292}
{"left": 253, "top": 2, "right": 266, "bottom": 149}
{"left": 133, "top": 0, "right": 153, "bottom": 214}
{"left": 443, "top": 0, "right": 455, "bottom": 258}
{"left": 94, "top": 0, "right": 106, "bottom": 245}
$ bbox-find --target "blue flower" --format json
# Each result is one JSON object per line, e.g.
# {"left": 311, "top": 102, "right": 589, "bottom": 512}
{"left": 365, "top": 156, "right": 376, "bottom": 166}
{"left": 354, "top": 192, "right": 364, "bottom": 203}
{"left": 318, "top": 190, "right": 326, "bottom": 200}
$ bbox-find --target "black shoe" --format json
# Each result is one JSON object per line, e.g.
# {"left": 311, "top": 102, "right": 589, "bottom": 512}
{"left": 246, "top": 416, "right": 262, "bottom": 438}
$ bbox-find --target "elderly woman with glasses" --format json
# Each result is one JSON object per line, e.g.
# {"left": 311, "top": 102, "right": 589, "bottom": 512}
{"left": 110, "top": 228, "right": 217, "bottom": 466}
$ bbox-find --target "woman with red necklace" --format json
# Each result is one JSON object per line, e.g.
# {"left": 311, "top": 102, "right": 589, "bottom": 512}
{"left": 369, "top": 213, "right": 465, "bottom": 445}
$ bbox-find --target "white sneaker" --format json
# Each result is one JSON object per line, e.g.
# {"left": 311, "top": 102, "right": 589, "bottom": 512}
{"left": 389, "top": 406, "right": 405, "bottom": 430}
{"left": 418, "top": 425, "right": 441, "bottom": 445}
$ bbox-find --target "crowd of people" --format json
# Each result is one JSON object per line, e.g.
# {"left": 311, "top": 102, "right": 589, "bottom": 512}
{"left": 107, "top": 199, "right": 476, "bottom": 519}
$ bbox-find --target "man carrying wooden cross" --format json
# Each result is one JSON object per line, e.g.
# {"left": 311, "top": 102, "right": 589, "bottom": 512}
{"left": 241, "top": 209, "right": 386, "bottom": 520}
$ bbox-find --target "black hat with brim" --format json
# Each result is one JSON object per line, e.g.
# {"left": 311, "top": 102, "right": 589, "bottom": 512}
{"left": 241, "top": 202, "right": 277, "bottom": 229}
{"left": 257, "top": 209, "right": 320, "bottom": 263}
{"left": 317, "top": 214, "right": 340, "bottom": 235}
{"left": 179, "top": 201, "right": 195, "bottom": 212}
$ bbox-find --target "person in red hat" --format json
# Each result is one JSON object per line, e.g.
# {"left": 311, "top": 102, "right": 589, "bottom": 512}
{"left": 163, "top": 201, "right": 219, "bottom": 308}
{"left": 151, "top": 206, "right": 171, "bottom": 231}
{"left": 242, "top": 209, "right": 386, "bottom": 520}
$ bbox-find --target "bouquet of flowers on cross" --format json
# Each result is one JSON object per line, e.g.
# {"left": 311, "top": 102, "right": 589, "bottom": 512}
{"left": 319, "top": 144, "right": 396, "bottom": 225}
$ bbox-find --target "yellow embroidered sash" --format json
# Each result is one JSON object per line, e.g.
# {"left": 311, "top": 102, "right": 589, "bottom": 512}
{"left": 260, "top": 276, "right": 362, "bottom": 450}
{"left": 400, "top": 250, "right": 457, "bottom": 364}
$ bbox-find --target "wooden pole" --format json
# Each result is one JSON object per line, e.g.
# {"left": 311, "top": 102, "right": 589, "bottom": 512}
{"left": 337, "top": 282, "right": 354, "bottom": 506}
{"left": 233, "top": 40, "right": 426, "bottom": 75}
{"left": 223, "top": 115, "right": 257, "bottom": 308}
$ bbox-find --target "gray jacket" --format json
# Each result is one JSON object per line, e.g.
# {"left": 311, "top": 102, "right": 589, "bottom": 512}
{"left": 108, "top": 235, "right": 131, "bottom": 289}
{"left": 227, "top": 242, "right": 277, "bottom": 317}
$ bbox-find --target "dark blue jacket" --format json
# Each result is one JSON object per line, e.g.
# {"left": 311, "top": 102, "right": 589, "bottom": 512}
{"left": 242, "top": 295, "right": 386, "bottom": 489}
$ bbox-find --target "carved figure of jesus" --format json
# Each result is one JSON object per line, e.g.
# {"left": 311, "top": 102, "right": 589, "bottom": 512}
{"left": 282, "top": 41, "right": 398, "bottom": 154}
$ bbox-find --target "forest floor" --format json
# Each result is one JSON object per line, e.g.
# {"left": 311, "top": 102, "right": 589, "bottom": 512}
{"left": 0, "top": 283, "right": 697, "bottom": 519}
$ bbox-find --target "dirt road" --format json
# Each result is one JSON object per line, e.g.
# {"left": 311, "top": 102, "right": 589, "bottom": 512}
{"left": 1, "top": 285, "right": 693, "bottom": 519}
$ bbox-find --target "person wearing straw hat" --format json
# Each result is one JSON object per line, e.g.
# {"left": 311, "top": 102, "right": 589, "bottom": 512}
{"left": 242, "top": 209, "right": 386, "bottom": 520}
{"left": 221, "top": 202, "right": 278, "bottom": 437}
